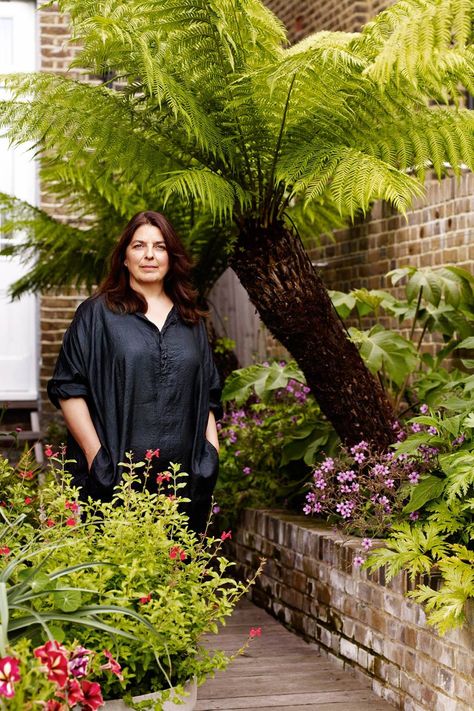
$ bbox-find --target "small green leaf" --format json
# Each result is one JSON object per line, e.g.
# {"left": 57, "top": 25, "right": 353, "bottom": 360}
{"left": 53, "top": 589, "right": 82, "bottom": 612}
{"left": 17, "top": 570, "right": 50, "bottom": 592}
{"left": 403, "top": 476, "right": 445, "bottom": 514}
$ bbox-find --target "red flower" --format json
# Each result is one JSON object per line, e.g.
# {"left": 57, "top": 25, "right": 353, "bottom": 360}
{"left": 24, "top": 496, "right": 33, "bottom": 505}
{"left": 220, "top": 530, "right": 232, "bottom": 541}
{"left": 62, "top": 678, "right": 84, "bottom": 705}
{"left": 139, "top": 593, "right": 152, "bottom": 604}
{"left": 18, "top": 470, "right": 35, "bottom": 480}
{"left": 0, "top": 656, "right": 20, "bottom": 699}
{"left": 101, "top": 650, "right": 124, "bottom": 681}
{"left": 0, "top": 547, "right": 10, "bottom": 556}
{"left": 44, "top": 445, "right": 54, "bottom": 457}
{"left": 0, "top": 501, "right": 6, "bottom": 507}
{"left": 65, "top": 501, "right": 79, "bottom": 513}
{"left": 65, "top": 517, "right": 76, "bottom": 527}
{"left": 169, "top": 545, "right": 186, "bottom": 561}
{"left": 80, "top": 680, "right": 104, "bottom": 711}
{"left": 43, "top": 701, "right": 66, "bottom": 711}
{"left": 145, "top": 448, "right": 160, "bottom": 460}
{"left": 249, "top": 627, "right": 262, "bottom": 638}
{"left": 46, "top": 518, "right": 55, "bottom": 528}
{"left": 34, "top": 641, "right": 69, "bottom": 688}
{"left": 156, "top": 471, "right": 171, "bottom": 484}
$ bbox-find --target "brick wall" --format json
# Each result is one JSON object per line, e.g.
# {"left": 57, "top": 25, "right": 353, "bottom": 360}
{"left": 315, "top": 173, "right": 474, "bottom": 293}
{"left": 38, "top": 3, "right": 90, "bottom": 423}
{"left": 264, "top": 0, "right": 392, "bottom": 40}
{"left": 234, "top": 510, "right": 474, "bottom": 711}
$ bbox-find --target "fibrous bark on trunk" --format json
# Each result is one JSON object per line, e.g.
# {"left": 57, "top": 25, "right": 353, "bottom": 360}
{"left": 230, "top": 219, "right": 395, "bottom": 448}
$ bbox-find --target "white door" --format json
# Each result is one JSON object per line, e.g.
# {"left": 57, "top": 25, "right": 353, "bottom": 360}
{"left": 0, "top": 1, "right": 37, "bottom": 401}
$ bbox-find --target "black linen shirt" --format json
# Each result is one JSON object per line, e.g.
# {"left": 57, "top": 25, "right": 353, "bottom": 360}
{"left": 48, "top": 295, "right": 222, "bottom": 530}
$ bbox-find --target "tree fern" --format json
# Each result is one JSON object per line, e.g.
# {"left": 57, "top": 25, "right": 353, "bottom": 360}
{"left": 1, "top": 0, "right": 473, "bottom": 448}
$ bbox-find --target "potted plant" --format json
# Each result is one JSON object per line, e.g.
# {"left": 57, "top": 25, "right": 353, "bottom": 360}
{"left": 0, "top": 449, "right": 263, "bottom": 710}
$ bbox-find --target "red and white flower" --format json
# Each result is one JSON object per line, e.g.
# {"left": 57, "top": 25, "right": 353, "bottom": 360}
{"left": 0, "top": 656, "right": 20, "bottom": 698}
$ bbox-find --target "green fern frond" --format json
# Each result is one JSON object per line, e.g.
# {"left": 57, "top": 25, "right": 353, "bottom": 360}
{"left": 360, "top": 0, "right": 474, "bottom": 90}
{"left": 0, "top": 195, "right": 110, "bottom": 295}
{"left": 438, "top": 451, "right": 474, "bottom": 503}
{"left": 161, "top": 169, "right": 251, "bottom": 221}
{"left": 366, "top": 522, "right": 450, "bottom": 581}
{"left": 409, "top": 546, "right": 474, "bottom": 634}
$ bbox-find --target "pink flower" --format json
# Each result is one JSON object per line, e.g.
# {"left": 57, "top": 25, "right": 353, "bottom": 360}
{"left": 408, "top": 471, "right": 419, "bottom": 485}
{"left": 353, "top": 556, "right": 364, "bottom": 567}
{"left": 101, "top": 650, "right": 124, "bottom": 681}
{"left": 249, "top": 627, "right": 262, "bottom": 638}
{"left": 0, "top": 657, "right": 20, "bottom": 698}
{"left": 362, "top": 538, "right": 372, "bottom": 551}
{"left": 80, "top": 680, "right": 104, "bottom": 711}
{"left": 65, "top": 517, "right": 77, "bottom": 527}
{"left": 0, "top": 547, "right": 10, "bottom": 556}
{"left": 139, "top": 593, "right": 152, "bottom": 604}
{"left": 24, "top": 496, "right": 33, "bottom": 505}
{"left": 212, "top": 505, "right": 220, "bottom": 514}
{"left": 169, "top": 546, "right": 186, "bottom": 561}
{"left": 420, "top": 404, "right": 429, "bottom": 414}
{"left": 409, "top": 511, "right": 420, "bottom": 521}
{"left": 34, "top": 641, "right": 69, "bottom": 688}
{"left": 242, "top": 466, "right": 252, "bottom": 475}
{"left": 220, "top": 531, "right": 232, "bottom": 541}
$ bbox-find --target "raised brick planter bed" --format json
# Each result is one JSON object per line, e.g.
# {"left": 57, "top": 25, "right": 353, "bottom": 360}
{"left": 233, "top": 510, "right": 474, "bottom": 711}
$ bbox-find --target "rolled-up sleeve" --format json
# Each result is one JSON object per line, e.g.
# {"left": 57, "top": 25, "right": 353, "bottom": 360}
{"left": 47, "top": 304, "right": 91, "bottom": 409}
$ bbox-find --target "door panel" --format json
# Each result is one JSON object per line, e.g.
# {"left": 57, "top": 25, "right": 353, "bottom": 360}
{"left": 0, "top": 1, "right": 37, "bottom": 400}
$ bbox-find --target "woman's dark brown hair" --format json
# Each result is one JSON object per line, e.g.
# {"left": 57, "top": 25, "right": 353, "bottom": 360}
{"left": 96, "top": 211, "right": 204, "bottom": 324}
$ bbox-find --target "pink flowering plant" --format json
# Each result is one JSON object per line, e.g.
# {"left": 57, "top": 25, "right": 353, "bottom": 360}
{"left": 0, "top": 450, "right": 263, "bottom": 706}
{"left": 216, "top": 360, "right": 337, "bottom": 526}
{"left": 303, "top": 438, "right": 433, "bottom": 539}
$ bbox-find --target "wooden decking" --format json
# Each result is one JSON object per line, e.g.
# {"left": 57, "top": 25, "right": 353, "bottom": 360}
{"left": 196, "top": 599, "right": 394, "bottom": 711}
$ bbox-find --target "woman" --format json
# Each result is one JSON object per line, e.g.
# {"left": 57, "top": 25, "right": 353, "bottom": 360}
{"left": 48, "top": 211, "right": 222, "bottom": 533}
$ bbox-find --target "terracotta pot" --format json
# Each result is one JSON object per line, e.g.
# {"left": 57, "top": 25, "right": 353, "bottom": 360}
{"left": 103, "top": 677, "right": 197, "bottom": 710}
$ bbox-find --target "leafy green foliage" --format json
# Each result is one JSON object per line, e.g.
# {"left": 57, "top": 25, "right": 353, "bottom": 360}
{"left": 366, "top": 397, "right": 474, "bottom": 633}
{"left": 409, "top": 545, "right": 474, "bottom": 635}
{"left": 348, "top": 325, "right": 418, "bottom": 387}
{"left": 216, "top": 362, "right": 338, "bottom": 526}
{"left": 1, "top": 453, "right": 260, "bottom": 698}
{"left": 330, "top": 264, "right": 474, "bottom": 407}
{"left": 1, "top": 0, "right": 473, "bottom": 294}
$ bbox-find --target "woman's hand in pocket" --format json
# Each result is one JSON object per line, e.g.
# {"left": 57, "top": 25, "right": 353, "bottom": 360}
{"left": 86, "top": 444, "right": 102, "bottom": 473}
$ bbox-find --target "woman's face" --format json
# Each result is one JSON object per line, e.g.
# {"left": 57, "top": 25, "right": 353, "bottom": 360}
{"left": 124, "top": 224, "right": 170, "bottom": 289}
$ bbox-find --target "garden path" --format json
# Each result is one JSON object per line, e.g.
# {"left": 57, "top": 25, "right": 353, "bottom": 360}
{"left": 196, "top": 598, "right": 394, "bottom": 710}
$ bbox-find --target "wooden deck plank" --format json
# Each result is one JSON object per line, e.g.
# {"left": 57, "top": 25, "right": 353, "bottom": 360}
{"left": 197, "top": 600, "right": 394, "bottom": 711}
{"left": 195, "top": 690, "right": 391, "bottom": 710}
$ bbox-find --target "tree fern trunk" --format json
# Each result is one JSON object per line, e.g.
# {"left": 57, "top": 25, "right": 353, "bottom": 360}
{"left": 230, "top": 219, "right": 395, "bottom": 448}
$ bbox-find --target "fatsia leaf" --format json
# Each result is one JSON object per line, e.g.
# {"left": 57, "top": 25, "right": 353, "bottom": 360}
{"left": 403, "top": 476, "right": 446, "bottom": 514}
{"left": 348, "top": 325, "right": 419, "bottom": 386}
